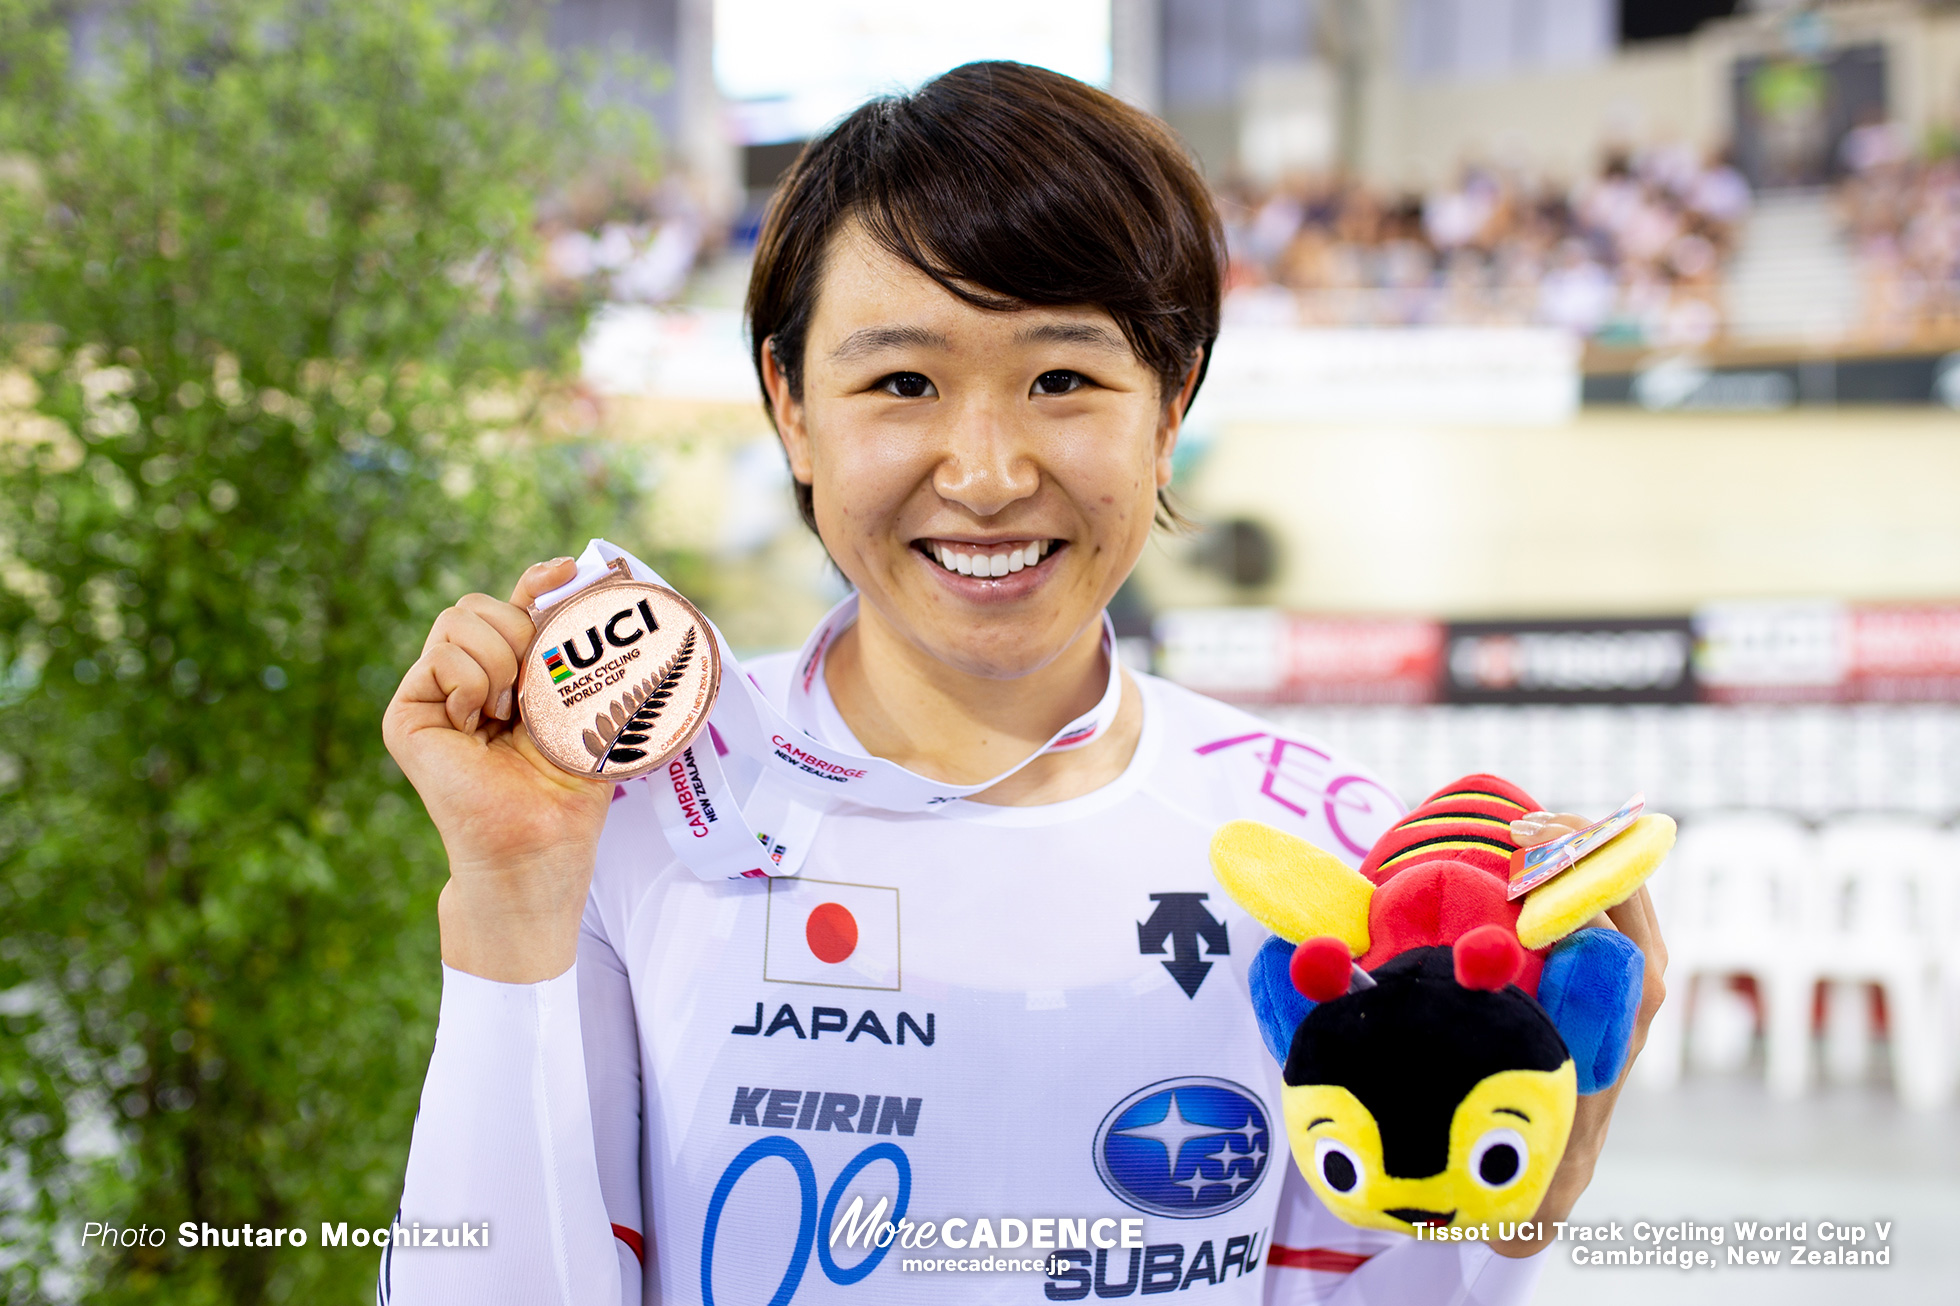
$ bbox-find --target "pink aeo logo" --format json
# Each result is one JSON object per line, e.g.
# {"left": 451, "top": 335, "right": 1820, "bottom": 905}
{"left": 1192, "top": 732, "right": 1404, "bottom": 857}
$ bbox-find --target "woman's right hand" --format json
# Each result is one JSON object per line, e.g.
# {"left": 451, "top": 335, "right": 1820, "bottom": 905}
{"left": 383, "top": 558, "right": 615, "bottom": 983}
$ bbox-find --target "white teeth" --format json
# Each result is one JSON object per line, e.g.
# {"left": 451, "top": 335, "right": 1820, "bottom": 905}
{"left": 927, "top": 540, "right": 1054, "bottom": 576}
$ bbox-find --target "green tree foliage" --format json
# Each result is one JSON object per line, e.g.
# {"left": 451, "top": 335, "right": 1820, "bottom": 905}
{"left": 0, "top": 3, "right": 660, "bottom": 1299}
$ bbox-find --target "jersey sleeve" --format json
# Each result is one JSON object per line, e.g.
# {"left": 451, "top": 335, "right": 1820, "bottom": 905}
{"left": 380, "top": 911, "right": 645, "bottom": 1305}
{"left": 577, "top": 912, "right": 649, "bottom": 1302}
{"left": 1263, "top": 1155, "right": 1545, "bottom": 1304}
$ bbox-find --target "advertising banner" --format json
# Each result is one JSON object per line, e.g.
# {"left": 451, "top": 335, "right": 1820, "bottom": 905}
{"left": 1199, "top": 327, "right": 1581, "bottom": 426}
{"left": 1154, "top": 608, "right": 1288, "bottom": 701}
{"left": 1282, "top": 617, "right": 1443, "bottom": 704}
{"left": 1159, "top": 603, "right": 1960, "bottom": 704}
{"left": 1154, "top": 611, "right": 1443, "bottom": 704}
{"left": 1442, "top": 618, "right": 1697, "bottom": 704}
{"left": 1848, "top": 604, "right": 1960, "bottom": 701}
{"left": 1692, "top": 600, "right": 1849, "bottom": 702}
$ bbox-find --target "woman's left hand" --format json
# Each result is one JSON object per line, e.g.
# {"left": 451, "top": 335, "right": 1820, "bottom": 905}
{"left": 1489, "top": 881, "right": 1668, "bottom": 1258}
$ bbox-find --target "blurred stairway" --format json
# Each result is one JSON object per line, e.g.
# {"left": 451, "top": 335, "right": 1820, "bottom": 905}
{"left": 1722, "top": 190, "right": 1861, "bottom": 344}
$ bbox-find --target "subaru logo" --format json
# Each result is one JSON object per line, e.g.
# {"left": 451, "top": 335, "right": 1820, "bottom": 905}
{"left": 1093, "top": 1077, "right": 1271, "bottom": 1219}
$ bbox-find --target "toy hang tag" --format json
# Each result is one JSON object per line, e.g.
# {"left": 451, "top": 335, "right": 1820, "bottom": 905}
{"left": 1507, "top": 792, "right": 1645, "bottom": 901}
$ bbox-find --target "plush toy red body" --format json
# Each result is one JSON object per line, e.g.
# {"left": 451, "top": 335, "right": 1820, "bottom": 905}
{"left": 1287, "top": 777, "right": 1553, "bottom": 1005}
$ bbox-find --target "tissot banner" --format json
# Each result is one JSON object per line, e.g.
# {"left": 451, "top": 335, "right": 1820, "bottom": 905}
{"left": 1442, "top": 617, "right": 1698, "bottom": 705}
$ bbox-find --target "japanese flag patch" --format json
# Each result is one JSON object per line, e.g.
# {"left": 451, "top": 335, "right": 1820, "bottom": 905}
{"left": 764, "top": 877, "right": 901, "bottom": 991}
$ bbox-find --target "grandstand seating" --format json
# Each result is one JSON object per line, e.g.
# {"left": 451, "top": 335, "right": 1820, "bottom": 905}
{"left": 1220, "top": 145, "right": 1960, "bottom": 352}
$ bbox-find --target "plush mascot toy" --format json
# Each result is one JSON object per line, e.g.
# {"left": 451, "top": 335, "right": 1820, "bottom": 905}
{"left": 1210, "top": 774, "right": 1673, "bottom": 1236}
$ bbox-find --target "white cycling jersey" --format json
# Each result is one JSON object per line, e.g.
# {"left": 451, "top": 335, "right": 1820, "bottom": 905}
{"left": 383, "top": 647, "right": 1547, "bottom": 1306}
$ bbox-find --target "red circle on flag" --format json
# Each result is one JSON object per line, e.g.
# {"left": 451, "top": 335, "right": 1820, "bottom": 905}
{"left": 805, "top": 902, "right": 858, "bottom": 964}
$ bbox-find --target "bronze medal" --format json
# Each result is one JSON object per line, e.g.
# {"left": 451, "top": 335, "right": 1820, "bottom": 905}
{"left": 516, "top": 558, "right": 721, "bottom": 782}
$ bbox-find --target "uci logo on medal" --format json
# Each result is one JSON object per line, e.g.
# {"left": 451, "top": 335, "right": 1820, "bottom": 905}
{"left": 1093, "top": 1077, "right": 1271, "bottom": 1219}
{"left": 541, "top": 645, "right": 572, "bottom": 684}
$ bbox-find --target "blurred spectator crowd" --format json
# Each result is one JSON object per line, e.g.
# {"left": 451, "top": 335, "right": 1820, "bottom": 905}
{"left": 1219, "top": 144, "right": 1751, "bottom": 348}
{"left": 1839, "top": 122, "right": 1960, "bottom": 343}
{"left": 544, "top": 128, "right": 1960, "bottom": 355}
{"left": 538, "top": 171, "right": 718, "bottom": 306}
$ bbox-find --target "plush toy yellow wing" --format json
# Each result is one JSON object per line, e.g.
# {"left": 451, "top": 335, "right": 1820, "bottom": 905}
{"left": 1515, "top": 814, "right": 1674, "bottom": 948}
{"left": 1210, "top": 820, "right": 1373, "bottom": 953}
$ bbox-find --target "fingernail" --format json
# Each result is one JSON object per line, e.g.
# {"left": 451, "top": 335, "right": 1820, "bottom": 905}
{"left": 495, "top": 688, "right": 512, "bottom": 720}
{"left": 464, "top": 709, "right": 480, "bottom": 734}
{"left": 548, "top": 556, "right": 574, "bottom": 567}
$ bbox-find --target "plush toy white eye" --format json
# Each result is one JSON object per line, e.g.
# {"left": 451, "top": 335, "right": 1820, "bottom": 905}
{"left": 1313, "top": 1138, "right": 1364, "bottom": 1194}
{"left": 1469, "top": 1128, "right": 1529, "bottom": 1189}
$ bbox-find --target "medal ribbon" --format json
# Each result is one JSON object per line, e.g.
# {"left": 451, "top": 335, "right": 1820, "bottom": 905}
{"left": 534, "top": 539, "right": 1123, "bottom": 881}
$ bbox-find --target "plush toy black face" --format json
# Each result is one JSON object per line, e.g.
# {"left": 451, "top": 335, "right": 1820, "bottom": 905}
{"left": 1280, "top": 948, "right": 1578, "bottom": 1233}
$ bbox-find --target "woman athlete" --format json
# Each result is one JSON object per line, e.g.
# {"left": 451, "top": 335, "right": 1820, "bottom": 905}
{"left": 381, "top": 61, "right": 1664, "bottom": 1306}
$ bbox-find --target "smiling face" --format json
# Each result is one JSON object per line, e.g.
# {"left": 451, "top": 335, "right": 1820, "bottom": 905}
{"left": 761, "top": 223, "right": 1195, "bottom": 681}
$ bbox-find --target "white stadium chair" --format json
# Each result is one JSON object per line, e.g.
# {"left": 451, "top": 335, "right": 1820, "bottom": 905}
{"left": 1807, "top": 817, "right": 1955, "bottom": 1109}
{"left": 1639, "top": 812, "right": 1814, "bottom": 1095}
{"left": 1939, "top": 826, "right": 1960, "bottom": 1103}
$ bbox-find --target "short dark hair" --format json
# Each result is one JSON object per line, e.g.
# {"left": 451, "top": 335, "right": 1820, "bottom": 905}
{"left": 745, "top": 60, "right": 1224, "bottom": 533}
